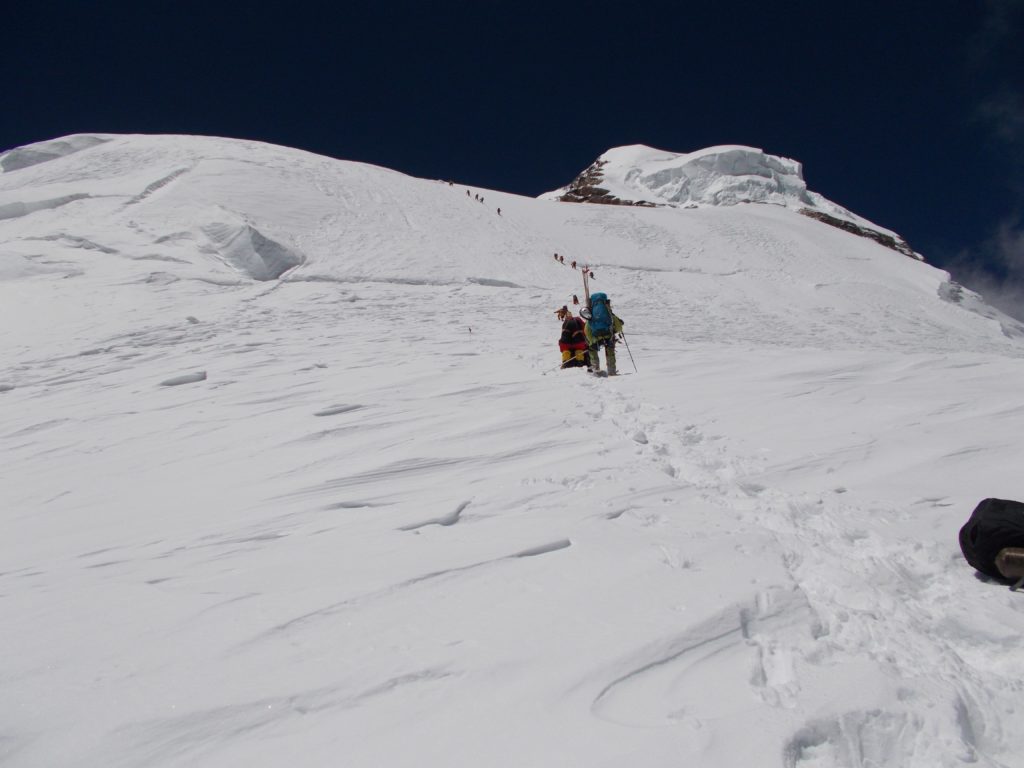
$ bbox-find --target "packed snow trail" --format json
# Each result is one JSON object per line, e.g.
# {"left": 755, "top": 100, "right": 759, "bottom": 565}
{"left": 2, "top": 134, "right": 1024, "bottom": 767}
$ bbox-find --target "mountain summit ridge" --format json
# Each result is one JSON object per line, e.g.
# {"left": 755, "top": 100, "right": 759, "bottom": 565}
{"left": 544, "top": 143, "right": 920, "bottom": 259}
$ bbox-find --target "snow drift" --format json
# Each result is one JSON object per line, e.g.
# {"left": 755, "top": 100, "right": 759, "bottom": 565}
{"left": 2, "top": 133, "right": 1024, "bottom": 768}
{"left": 0, "top": 134, "right": 111, "bottom": 172}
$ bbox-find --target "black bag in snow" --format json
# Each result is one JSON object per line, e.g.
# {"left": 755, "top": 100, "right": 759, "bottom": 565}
{"left": 959, "top": 498, "right": 1024, "bottom": 580}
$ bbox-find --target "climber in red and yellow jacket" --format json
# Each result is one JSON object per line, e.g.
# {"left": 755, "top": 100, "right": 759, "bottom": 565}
{"left": 555, "top": 305, "right": 589, "bottom": 369}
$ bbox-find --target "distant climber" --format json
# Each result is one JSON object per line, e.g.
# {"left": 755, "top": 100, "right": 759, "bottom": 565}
{"left": 467, "top": 189, "right": 471, "bottom": 197}
{"left": 571, "top": 260, "right": 577, "bottom": 270}
{"left": 497, "top": 208, "right": 501, "bottom": 216}
{"left": 556, "top": 306, "right": 589, "bottom": 369}
{"left": 583, "top": 292, "right": 624, "bottom": 375}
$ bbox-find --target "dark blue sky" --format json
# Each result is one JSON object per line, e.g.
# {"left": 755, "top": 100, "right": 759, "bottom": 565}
{"left": 5, "top": 1, "right": 1023, "bottom": 308}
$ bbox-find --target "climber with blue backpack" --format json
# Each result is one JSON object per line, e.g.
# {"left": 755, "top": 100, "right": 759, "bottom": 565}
{"left": 582, "top": 292, "right": 624, "bottom": 375}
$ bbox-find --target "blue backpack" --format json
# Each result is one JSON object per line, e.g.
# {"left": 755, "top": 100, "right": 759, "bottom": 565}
{"left": 588, "top": 292, "right": 613, "bottom": 336}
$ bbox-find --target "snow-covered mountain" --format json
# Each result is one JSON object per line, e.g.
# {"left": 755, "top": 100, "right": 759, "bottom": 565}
{"left": 3, "top": 134, "right": 1024, "bottom": 768}
{"left": 544, "top": 144, "right": 921, "bottom": 259}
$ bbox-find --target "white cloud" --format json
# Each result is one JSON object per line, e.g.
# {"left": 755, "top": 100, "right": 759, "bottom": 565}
{"left": 979, "top": 90, "right": 1024, "bottom": 143}
{"left": 969, "top": 1, "right": 1024, "bottom": 149}
{"left": 994, "top": 215, "right": 1024, "bottom": 267}
{"left": 949, "top": 214, "right": 1024, "bottom": 320}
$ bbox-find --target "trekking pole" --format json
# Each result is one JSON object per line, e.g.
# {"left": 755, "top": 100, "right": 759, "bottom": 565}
{"left": 619, "top": 331, "right": 638, "bottom": 373}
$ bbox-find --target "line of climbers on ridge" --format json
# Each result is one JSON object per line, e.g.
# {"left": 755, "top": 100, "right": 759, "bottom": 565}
{"left": 462, "top": 187, "right": 500, "bottom": 215}
{"left": 447, "top": 186, "right": 623, "bottom": 374}
{"left": 555, "top": 292, "right": 624, "bottom": 375}
{"left": 450, "top": 183, "right": 622, "bottom": 373}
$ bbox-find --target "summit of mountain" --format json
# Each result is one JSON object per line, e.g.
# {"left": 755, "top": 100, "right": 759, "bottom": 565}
{"left": 544, "top": 143, "right": 920, "bottom": 259}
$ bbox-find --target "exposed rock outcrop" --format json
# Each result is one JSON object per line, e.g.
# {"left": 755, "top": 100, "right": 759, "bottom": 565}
{"left": 555, "top": 160, "right": 658, "bottom": 207}
{"left": 799, "top": 209, "right": 922, "bottom": 261}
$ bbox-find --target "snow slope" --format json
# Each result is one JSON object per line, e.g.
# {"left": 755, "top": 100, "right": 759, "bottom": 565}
{"left": 2, "top": 134, "right": 1024, "bottom": 768}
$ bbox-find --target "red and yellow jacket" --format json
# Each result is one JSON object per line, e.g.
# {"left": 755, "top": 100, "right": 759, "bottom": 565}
{"left": 558, "top": 316, "right": 587, "bottom": 352}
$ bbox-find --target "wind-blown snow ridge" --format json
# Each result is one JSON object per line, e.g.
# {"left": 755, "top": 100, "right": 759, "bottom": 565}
{"left": 0, "top": 134, "right": 112, "bottom": 172}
